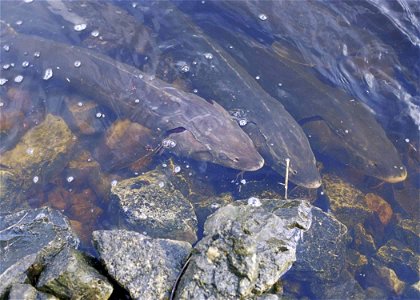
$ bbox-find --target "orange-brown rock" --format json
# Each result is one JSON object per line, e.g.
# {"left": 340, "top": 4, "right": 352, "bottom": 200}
{"left": 95, "top": 119, "right": 154, "bottom": 171}
{"left": 363, "top": 193, "right": 393, "bottom": 225}
{"left": 47, "top": 188, "right": 71, "bottom": 211}
{"left": 69, "top": 219, "right": 90, "bottom": 245}
{"left": 68, "top": 189, "right": 103, "bottom": 225}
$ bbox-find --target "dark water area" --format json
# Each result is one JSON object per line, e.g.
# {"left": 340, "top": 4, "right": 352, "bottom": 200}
{"left": 0, "top": 0, "right": 419, "bottom": 299}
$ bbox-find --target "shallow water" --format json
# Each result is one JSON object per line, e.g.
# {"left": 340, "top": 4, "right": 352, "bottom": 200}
{"left": 0, "top": 0, "right": 419, "bottom": 299}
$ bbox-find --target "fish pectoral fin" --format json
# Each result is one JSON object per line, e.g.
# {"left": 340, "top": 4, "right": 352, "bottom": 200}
{"left": 297, "top": 115, "right": 325, "bottom": 126}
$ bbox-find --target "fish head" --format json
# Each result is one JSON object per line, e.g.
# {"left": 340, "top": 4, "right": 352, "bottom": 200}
{"left": 166, "top": 101, "right": 264, "bottom": 171}
{"left": 240, "top": 111, "right": 322, "bottom": 189}
{"left": 302, "top": 111, "right": 407, "bottom": 183}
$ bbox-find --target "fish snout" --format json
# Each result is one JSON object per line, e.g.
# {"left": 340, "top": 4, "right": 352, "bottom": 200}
{"left": 380, "top": 165, "right": 408, "bottom": 183}
{"left": 218, "top": 150, "right": 265, "bottom": 172}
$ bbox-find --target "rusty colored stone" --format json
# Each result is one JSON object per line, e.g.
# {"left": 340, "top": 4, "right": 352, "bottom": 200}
{"left": 363, "top": 193, "right": 393, "bottom": 225}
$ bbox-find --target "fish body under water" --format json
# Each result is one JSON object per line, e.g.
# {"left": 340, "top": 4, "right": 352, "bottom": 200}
{"left": 183, "top": 13, "right": 407, "bottom": 183}
{"left": 78, "top": 0, "right": 321, "bottom": 188}
{"left": 0, "top": 23, "right": 264, "bottom": 172}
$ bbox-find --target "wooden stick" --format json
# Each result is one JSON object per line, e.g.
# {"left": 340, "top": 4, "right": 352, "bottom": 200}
{"left": 285, "top": 158, "right": 290, "bottom": 199}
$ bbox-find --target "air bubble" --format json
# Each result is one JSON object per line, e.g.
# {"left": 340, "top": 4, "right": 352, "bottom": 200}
{"left": 96, "top": 112, "right": 102, "bottom": 118}
{"left": 0, "top": 78, "right": 8, "bottom": 86}
{"left": 203, "top": 52, "right": 213, "bottom": 59}
{"left": 67, "top": 176, "right": 74, "bottom": 183}
{"left": 239, "top": 119, "right": 247, "bottom": 126}
{"left": 74, "top": 60, "right": 81, "bottom": 68}
{"left": 33, "top": 176, "right": 39, "bottom": 183}
{"left": 14, "top": 75, "right": 24, "bottom": 83}
{"left": 174, "top": 165, "right": 181, "bottom": 173}
{"left": 43, "top": 68, "right": 53, "bottom": 80}
{"left": 3, "top": 64, "right": 10, "bottom": 70}
{"left": 34, "top": 51, "right": 40, "bottom": 58}
{"left": 255, "top": 75, "right": 260, "bottom": 80}
{"left": 247, "top": 197, "right": 261, "bottom": 207}
{"left": 240, "top": 179, "right": 247, "bottom": 185}
{"left": 158, "top": 181, "right": 165, "bottom": 188}
{"left": 3, "top": 45, "right": 10, "bottom": 52}
{"left": 91, "top": 30, "right": 100, "bottom": 37}
{"left": 162, "top": 139, "right": 177, "bottom": 148}
{"left": 26, "top": 148, "right": 34, "bottom": 155}
{"left": 77, "top": 102, "right": 83, "bottom": 107}
{"left": 134, "top": 99, "right": 140, "bottom": 103}
{"left": 16, "top": 20, "right": 23, "bottom": 25}
{"left": 22, "top": 61, "right": 29, "bottom": 68}
{"left": 111, "top": 180, "right": 118, "bottom": 187}
{"left": 405, "top": 138, "right": 410, "bottom": 143}
{"left": 193, "top": 89, "right": 198, "bottom": 93}
{"left": 74, "top": 24, "right": 87, "bottom": 31}
{"left": 258, "top": 14, "right": 268, "bottom": 21}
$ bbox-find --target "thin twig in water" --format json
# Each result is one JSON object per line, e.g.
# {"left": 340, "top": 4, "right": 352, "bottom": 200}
{"left": 0, "top": 212, "right": 28, "bottom": 234}
{"left": 284, "top": 158, "right": 290, "bottom": 200}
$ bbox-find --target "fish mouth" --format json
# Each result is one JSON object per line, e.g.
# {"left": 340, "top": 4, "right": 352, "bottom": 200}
{"left": 378, "top": 167, "right": 408, "bottom": 183}
{"left": 243, "top": 156, "right": 265, "bottom": 171}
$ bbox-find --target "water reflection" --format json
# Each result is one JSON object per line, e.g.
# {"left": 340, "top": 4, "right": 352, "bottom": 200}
{"left": 0, "top": 0, "right": 418, "bottom": 299}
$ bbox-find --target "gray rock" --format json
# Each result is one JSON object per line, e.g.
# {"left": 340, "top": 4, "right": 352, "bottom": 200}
{"left": 0, "top": 207, "right": 78, "bottom": 298}
{"left": 111, "top": 169, "right": 198, "bottom": 243}
{"left": 175, "top": 199, "right": 312, "bottom": 299}
{"left": 93, "top": 229, "right": 191, "bottom": 300}
{"left": 0, "top": 114, "right": 76, "bottom": 212}
{"left": 36, "top": 247, "right": 113, "bottom": 300}
{"left": 8, "top": 284, "right": 59, "bottom": 300}
{"left": 376, "top": 239, "right": 419, "bottom": 282}
{"left": 291, "top": 206, "right": 349, "bottom": 282}
{"left": 310, "top": 270, "right": 366, "bottom": 300}
{"left": 393, "top": 216, "right": 420, "bottom": 252}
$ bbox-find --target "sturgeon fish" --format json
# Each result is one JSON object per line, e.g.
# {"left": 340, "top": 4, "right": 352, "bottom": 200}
{"left": 0, "top": 23, "right": 264, "bottom": 172}
{"left": 73, "top": 1, "right": 321, "bottom": 188}
{"left": 184, "top": 15, "right": 407, "bottom": 183}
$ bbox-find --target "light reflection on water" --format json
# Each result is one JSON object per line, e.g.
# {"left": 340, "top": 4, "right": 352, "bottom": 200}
{"left": 0, "top": 0, "right": 418, "bottom": 298}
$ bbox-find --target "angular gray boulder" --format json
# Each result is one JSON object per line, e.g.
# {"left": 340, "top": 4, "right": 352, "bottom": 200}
{"left": 93, "top": 229, "right": 191, "bottom": 300}
{"left": 36, "top": 247, "right": 113, "bottom": 300}
{"left": 111, "top": 169, "right": 198, "bottom": 243}
{"left": 291, "top": 206, "right": 349, "bottom": 282}
{"left": 8, "top": 284, "right": 58, "bottom": 300}
{"left": 175, "top": 198, "right": 312, "bottom": 299}
{"left": 0, "top": 207, "right": 78, "bottom": 297}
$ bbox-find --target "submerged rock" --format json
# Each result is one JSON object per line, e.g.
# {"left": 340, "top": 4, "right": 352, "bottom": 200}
{"left": 0, "top": 207, "right": 78, "bottom": 297}
{"left": 8, "top": 284, "right": 59, "bottom": 300}
{"left": 291, "top": 206, "right": 349, "bottom": 282}
{"left": 0, "top": 114, "right": 76, "bottom": 212}
{"left": 36, "top": 247, "right": 113, "bottom": 300}
{"left": 93, "top": 230, "right": 191, "bottom": 300}
{"left": 175, "top": 199, "right": 312, "bottom": 299}
{"left": 392, "top": 216, "right": 420, "bottom": 251}
{"left": 366, "top": 260, "right": 406, "bottom": 295}
{"left": 111, "top": 169, "right": 198, "bottom": 243}
{"left": 322, "top": 173, "right": 374, "bottom": 226}
{"left": 375, "top": 239, "right": 419, "bottom": 282}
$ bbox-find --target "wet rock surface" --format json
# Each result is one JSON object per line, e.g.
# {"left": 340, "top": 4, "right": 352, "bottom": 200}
{"left": 0, "top": 207, "right": 78, "bottom": 297}
{"left": 322, "top": 173, "right": 371, "bottom": 226}
{"left": 375, "top": 239, "right": 419, "bottom": 282}
{"left": 8, "top": 283, "right": 59, "bottom": 300}
{"left": 175, "top": 199, "right": 312, "bottom": 299}
{"left": 111, "top": 168, "right": 198, "bottom": 243}
{"left": 291, "top": 206, "right": 349, "bottom": 282}
{"left": 93, "top": 229, "right": 191, "bottom": 300}
{"left": 36, "top": 247, "right": 113, "bottom": 300}
{"left": 0, "top": 114, "right": 76, "bottom": 212}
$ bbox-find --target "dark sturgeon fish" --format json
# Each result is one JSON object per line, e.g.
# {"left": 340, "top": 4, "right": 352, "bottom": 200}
{"left": 186, "top": 17, "right": 407, "bottom": 183}
{"left": 98, "top": 1, "right": 319, "bottom": 188}
{"left": 0, "top": 23, "right": 264, "bottom": 172}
